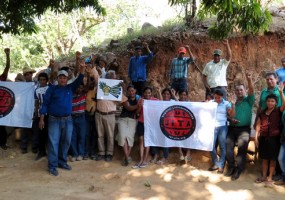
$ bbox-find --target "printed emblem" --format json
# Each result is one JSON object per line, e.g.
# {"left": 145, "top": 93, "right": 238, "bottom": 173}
{"left": 160, "top": 105, "right": 196, "bottom": 140}
{"left": 99, "top": 82, "right": 121, "bottom": 98}
{"left": 0, "top": 86, "right": 15, "bottom": 118}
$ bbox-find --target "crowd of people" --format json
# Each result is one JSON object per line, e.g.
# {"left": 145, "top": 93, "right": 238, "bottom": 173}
{"left": 0, "top": 42, "right": 285, "bottom": 187}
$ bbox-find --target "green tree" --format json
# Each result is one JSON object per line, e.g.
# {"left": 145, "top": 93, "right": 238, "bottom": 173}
{"left": 0, "top": 0, "right": 106, "bottom": 35}
{"left": 169, "top": 0, "right": 272, "bottom": 40}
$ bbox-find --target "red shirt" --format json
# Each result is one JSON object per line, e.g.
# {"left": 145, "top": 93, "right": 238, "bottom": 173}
{"left": 259, "top": 107, "right": 282, "bottom": 137}
{"left": 137, "top": 97, "right": 158, "bottom": 123}
{"left": 72, "top": 94, "right": 86, "bottom": 114}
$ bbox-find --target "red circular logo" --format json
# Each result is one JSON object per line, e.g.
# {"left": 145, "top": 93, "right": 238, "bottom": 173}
{"left": 0, "top": 86, "right": 15, "bottom": 118}
{"left": 160, "top": 105, "right": 196, "bottom": 140}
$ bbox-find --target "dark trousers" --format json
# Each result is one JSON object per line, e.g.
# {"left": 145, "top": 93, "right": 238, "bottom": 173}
{"left": 84, "top": 113, "right": 97, "bottom": 157}
{"left": 37, "top": 116, "right": 48, "bottom": 154}
{"left": 132, "top": 81, "right": 145, "bottom": 96}
{"left": 0, "top": 126, "right": 7, "bottom": 146}
{"left": 20, "top": 121, "right": 39, "bottom": 151}
{"left": 206, "top": 86, "right": 227, "bottom": 100}
{"left": 171, "top": 78, "right": 187, "bottom": 93}
{"left": 226, "top": 126, "right": 250, "bottom": 171}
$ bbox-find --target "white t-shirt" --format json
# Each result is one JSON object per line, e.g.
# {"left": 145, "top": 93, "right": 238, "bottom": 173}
{"left": 202, "top": 59, "right": 230, "bottom": 88}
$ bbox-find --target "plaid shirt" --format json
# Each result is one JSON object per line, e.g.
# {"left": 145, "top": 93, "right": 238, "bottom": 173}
{"left": 170, "top": 57, "right": 193, "bottom": 79}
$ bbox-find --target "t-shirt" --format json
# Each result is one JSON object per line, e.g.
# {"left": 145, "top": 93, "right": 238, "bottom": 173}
{"left": 202, "top": 59, "right": 230, "bottom": 88}
{"left": 230, "top": 94, "right": 255, "bottom": 127}
{"left": 137, "top": 97, "right": 158, "bottom": 123}
{"left": 258, "top": 108, "right": 282, "bottom": 137}
{"left": 212, "top": 99, "right": 232, "bottom": 127}
{"left": 259, "top": 86, "right": 282, "bottom": 110}
{"left": 276, "top": 67, "right": 285, "bottom": 83}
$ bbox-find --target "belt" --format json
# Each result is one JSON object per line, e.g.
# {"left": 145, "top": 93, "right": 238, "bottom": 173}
{"left": 50, "top": 115, "right": 70, "bottom": 119}
{"left": 96, "top": 110, "right": 116, "bottom": 115}
{"left": 229, "top": 126, "right": 250, "bottom": 129}
{"left": 72, "top": 113, "right": 85, "bottom": 117}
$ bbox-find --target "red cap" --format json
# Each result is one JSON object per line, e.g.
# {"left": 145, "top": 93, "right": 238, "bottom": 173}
{"left": 178, "top": 47, "right": 186, "bottom": 54}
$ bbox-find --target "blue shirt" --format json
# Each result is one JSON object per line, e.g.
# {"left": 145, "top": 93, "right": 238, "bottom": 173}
{"left": 212, "top": 99, "right": 232, "bottom": 127}
{"left": 40, "top": 74, "right": 84, "bottom": 117}
{"left": 128, "top": 53, "right": 154, "bottom": 82}
{"left": 276, "top": 67, "right": 285, "bottom": 83}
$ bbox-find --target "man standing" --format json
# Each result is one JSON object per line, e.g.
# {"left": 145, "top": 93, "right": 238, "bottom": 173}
{"left": 169, "top": 45, "right": 194, "bottom": 93}
{"left": 128, "top": 42, "right": 153, "bottom": 96}
{"left": 39, "top": 61, "right": 85, "bottom": 176}
{"left": 0, "top": 48, "right": 10, "bottom": 150}
{"left": 226, "top": 72, "right": 255, "bottom": 180}
{"left": 202, "top": 39, "right": 232, "bottom": 99}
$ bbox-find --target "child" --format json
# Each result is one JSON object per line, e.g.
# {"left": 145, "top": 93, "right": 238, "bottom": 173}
{"left": 255, "top": 83, "right": 285, "bottom": 184}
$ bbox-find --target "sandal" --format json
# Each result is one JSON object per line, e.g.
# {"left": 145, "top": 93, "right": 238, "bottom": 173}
{"left": 264, "top": 181, "right": 274, "bottom": 188}
{"left": 132, "top": 163, "right": 141, "bottom": 169}
{"left": 255, "top": 177, "right": 267, "bottom": 183}
{"left": 157, "top": 159, "right": 167, "bottom": 165}
{"left": 139, "top": 163, "right": 148, "bottom": 168}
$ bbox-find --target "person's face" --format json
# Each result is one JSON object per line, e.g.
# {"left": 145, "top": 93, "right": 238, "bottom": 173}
{"left": 135, "top": 49, "right": 142, "bottom": 57}
{"left": 282, "top": 59, "right": 285, "bottom": 68}
{"left": 266, "top": 75, "right": 277, "bottom": 89}
{"left": 24, "top": 72, "right": 33, "bottom": 82}
{"left": 179, "top": 92, "right": 187, "bottom": 101}
{"left": 178, "top": 52, "right": 185, "bottom": 59}
{"left": 76, "top": 85, "right": 84, "bottom": 94}
{"left": 39, "top": 77, "right": 47, "bottom": 87}
{"left": 266, "top": 98, "right": 277, "bottom": 109}
{"left": 214, "top": 94, "right": 223, "bottom": 104}
{"left": 213, "top": 54, "right": 220, "bottom": 63}
{"left": 58, "top": 75, "right": 68, "bottom": 86}
{"left": 127, "top": 87, "right": 136, "bottom": 98}
{"left": 162, "top": 90, "right": 171, "bottom": 101}
{"left": 235, "top": 85, "right": 246, "bottom": 99}
{"left": 143, "top": 89, "right": 152, "bottom": 100}
{"left": 99, "top": 61, "right": 106, "bottom": 68}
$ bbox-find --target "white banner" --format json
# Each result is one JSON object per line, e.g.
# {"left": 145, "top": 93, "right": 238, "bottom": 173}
{"left": 144, "top": 100, "right": 217, "bottom": 151}
{"left": 0, "top": 82, "right": 35, "bottom": 128}
{"left": 97, "top": 78, "right": 122, "bottom": 101}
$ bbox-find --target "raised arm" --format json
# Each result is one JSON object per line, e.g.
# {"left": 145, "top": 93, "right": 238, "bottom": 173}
{"left": 222, "top": 39, "right": 232, "bottom": 61}
{"left": 1, "top": 48, "right": 10, "bottom": 80}
{"left": 185, "top": 45, "right": 194, "bottom": 73}
{"left": 246, "top": 71, "right": 254, "bottom": 95}
{"left": 278, "top": 82, "right": 285, "bottom": 112}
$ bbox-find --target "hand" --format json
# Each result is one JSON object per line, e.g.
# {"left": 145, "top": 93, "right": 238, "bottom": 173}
{"left": 156, "top": 86, "right": 161, "bottom": 93}
{"left": 4, "top": 48, "right": 10, "bottom": 55}
{"left": 142, "top": 42, "right": 148, "bottom": 48}
{"left": 230, "top": 118, "right": 240, "bottom": 124}
{"left": 222, "top": 39, "right": 229, "bottom": 45}
{"left": 39, "top": 119, "right": 44, "bottom": 130}
{"left": 185, "top": 45, "right": 190, "bottom": 49}
{"left": 278, "top": 82, "right": 284, "bottom": 93}
{"left": 245, "top": 71, "right": 252, "bottom": 80}
{"left": 171, "top": 88, "right": 176, "bottom": 96}
{"left": 49, "top": 59, "right": 55, "bottom": 68}
{"left": 76, "top": 51, "right": 81, "bottom": 59}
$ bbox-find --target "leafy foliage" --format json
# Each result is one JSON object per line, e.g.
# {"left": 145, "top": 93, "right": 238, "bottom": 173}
{"left": 0, "top": 0, "right": 106, "bottom": 35}
{"left": 169, "top": 0, "right": 272, "bottom": 40}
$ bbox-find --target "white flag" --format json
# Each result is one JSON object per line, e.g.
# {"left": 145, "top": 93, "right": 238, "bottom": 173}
{"left": 144, "top": 100, "right": 217, "bottom": 151}
{"left": 0, "top": 82, "right": 35, "bottom": 128}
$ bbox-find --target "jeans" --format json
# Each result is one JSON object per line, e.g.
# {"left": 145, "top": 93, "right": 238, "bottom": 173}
{"left": 48, "top": 115, "right": 73, "bottom": 170}
{"left": 84, "top": 113, "right": 97, "bottom": 157}
{"left": 211, "top": 125, "right": 228, "bottom": 168}
{"left": 70, "top": 114, "right": 86, "bottom": 157}
{"left": 278, "top": 142, "right": 285, "bottom": 181}
{"left": 226, "top": 126, "right": 250, "bottom": 171}
{"left": 0, "top": 126, "right": 7, "bottom": 146}
{"left": 151, "top": 147, "right": 169, "bottom": 159}
{"left": 171, "top": 78, "right": 187, "bottom": 92}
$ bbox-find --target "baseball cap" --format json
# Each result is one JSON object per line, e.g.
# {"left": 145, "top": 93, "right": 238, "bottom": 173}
{"left": 213, "top": 49, "right": 222, "bottom": 56}
{"left": 178, "top": 47, "right": 186, "bottom": 54}
{"left": 135, "top": 46, "right": 142, "bottom": 50}
{"left": 57, "top": 70, "right": 68, "bottom": 77}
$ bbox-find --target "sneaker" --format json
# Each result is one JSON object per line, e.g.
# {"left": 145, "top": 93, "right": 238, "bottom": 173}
{"left": 105, "top": 155, "right": 113, "bottom": 162}
{"left": 35, "top": 152, "right": 47, "bottom": 161}
{"left": 76, "top": 156, "right": 83, "bottom": 161}
{"left": 58, "top": 164, "right": 72, "bottom": 170}
{"left": 132, "top": 163, "right": 141, "bottom": 169}
{"left": 95, "top": 155, "right": 104, "bottom": 161}
{"left": 49, "top": 168, "right": 59, "bottom": 176}
{"left": 139, "top": 163, "right": 148, "bottom": 168}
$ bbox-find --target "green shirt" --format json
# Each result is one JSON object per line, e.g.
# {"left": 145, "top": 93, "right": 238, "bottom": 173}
{"left": 230, "top": 94, "right": 255, "bottom": 127}
{"left": 259, "top": 86, "right": 282, "bottom": 110}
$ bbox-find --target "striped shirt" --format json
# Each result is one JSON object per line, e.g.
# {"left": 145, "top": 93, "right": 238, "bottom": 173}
{"left": 35, "top": 85, "right": 49, "bottom": 117}
{"left": 72, "top": 94, "right": 86, "bottom": 114}
{"left": 170, "top": 57, "right": 193, "bottom": 79}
